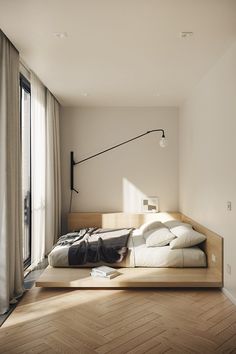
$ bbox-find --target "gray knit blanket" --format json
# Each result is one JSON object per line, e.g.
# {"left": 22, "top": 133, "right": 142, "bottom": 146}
{"left": 55, "top": 228, "right": 132, "bottom": 265}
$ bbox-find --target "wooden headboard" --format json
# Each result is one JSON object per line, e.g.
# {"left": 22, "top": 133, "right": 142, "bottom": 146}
{"left": 67, "top": 212, "right": 223, "bottom": 277}
{"left": 68, "top": 211, "right": 182, "bottom": 230}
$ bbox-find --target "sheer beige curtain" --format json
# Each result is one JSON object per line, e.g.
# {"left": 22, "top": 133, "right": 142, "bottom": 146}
{"left": 31, "top": 73, "right": 46, "bottom": 265}
{"left": 45, "top": 90, "right": 61, "bottom": 252}
{"left": 0, "top": 30, "right": 24, "bottom": 314}
{"left": 31, "top": 75, "right": 61, "bottom": 266}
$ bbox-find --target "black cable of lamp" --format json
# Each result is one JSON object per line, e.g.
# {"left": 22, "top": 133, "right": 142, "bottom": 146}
{"left": 70, "top": 129, "right": 166, "bottom": 194}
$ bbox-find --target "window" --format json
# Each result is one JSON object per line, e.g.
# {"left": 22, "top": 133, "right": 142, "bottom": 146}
{"left": 20, "top": 74, "right": 31, "bottom": 268}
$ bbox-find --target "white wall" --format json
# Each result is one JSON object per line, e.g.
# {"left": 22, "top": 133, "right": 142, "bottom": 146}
{"left": 60, "top": 107, "right": 179, "bottom": 231}
{"left": 179, "top": 41, "right": 236, "bottom": 302}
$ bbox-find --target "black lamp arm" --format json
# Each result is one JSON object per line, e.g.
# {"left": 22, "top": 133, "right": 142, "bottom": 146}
{"left": 70, "top": 129, "right": 165, "bottom": 192}
{"left": 70, "top": 151, "right": 79, "bottom": 193}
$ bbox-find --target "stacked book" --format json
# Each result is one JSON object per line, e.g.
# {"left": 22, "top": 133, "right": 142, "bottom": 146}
{"left": 90, "top": 266, "right": 120, "bottom": 279}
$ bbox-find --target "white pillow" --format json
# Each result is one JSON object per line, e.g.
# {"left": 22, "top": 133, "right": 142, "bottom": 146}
{"left": 169, "top": 229, "right": 206, "bottom": 249}
{"left": 164, "top": 220, "right": 192, "bottom": 230}
{"left": 145, "top": 227, "right": 176, "bottom": 247}
{"left": 163, "top": 220, "right": 182, "bottom": 229}
{"left": 170, "top": 224, "right": 193, "bottom": 236}
{"left": 138, "top": 220, "right": 164, "bottom": 235}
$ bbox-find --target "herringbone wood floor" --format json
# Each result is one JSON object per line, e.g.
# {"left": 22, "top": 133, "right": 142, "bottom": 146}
{"left": 0, "top": 287, "right": 236, "bottom": 354}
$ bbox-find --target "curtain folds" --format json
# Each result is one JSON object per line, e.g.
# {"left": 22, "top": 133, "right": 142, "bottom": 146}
{"left": 31, "top": 74, "right": 61, "bottom": 266}
{"left": 45, "top": 90, "right": 61, "bottom": 253}
{"left": 31, "top": 73, "right": 46, "bottom": 265}
{"left": 0, "top": 30, "right": 24, "bottom": 314}
{"left": 0, "top": 31, "right": 61, "bottom": 313}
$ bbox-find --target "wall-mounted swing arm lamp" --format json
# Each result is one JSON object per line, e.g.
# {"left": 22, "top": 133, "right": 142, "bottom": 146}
{"left": 70, "top": 129, "right": 167, "bottom": 194}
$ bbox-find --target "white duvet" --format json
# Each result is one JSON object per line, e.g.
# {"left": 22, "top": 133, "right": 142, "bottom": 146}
{"left": 130, "top": 234, "right": 206, "bottom": 267}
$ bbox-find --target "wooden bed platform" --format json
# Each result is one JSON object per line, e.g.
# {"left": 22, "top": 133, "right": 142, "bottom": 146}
{"left": 36, "top": 266, "right": 222, "bottom": 288}
{"left": 36, "top": 212, "right": 223, "bottom": 288}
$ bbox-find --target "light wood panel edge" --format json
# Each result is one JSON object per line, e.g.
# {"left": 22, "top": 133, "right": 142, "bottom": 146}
{"left": 68, "top": 212, "right": 182, "bottom": 230}
{"left": 36, "top": 266, "right": 222, "bottom": 288}
{"left": 68, "top": 212, "right": 104, "bottom": 229}
{"left": 181, "top": 214, "right": 223, "bottom": 280}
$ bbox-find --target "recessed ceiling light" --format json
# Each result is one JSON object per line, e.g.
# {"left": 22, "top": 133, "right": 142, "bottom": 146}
{"left": 81, "top": 92, "right": 88, "bottom": 97}
{"left": 154, "top": 92, "right": 160, "bottom": 97}
{"left": 53, "top": 32, "right": 68, "bottom": 39}
{"left": 180, "top": 31, "right": 194, "bottom": 39}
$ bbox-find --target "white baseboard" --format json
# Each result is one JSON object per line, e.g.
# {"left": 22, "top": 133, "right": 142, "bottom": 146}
{"left": 222, "top": 288, "right": 236, "bottom": 306}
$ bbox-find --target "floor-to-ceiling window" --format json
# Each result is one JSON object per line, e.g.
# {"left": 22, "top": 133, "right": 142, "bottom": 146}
{"left": 20, "top": 74, "right": 31, "bottom": 268}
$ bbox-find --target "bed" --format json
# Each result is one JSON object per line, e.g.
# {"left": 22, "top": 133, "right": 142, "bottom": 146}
{"left": 48, "top": 223, "right": 207, "bottom": 268}
{"left": 36, "top": 212, "right": 223, "bottom": 288}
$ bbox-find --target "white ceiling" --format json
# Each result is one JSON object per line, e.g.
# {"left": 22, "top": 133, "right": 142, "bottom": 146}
{"left": 1, "top": 0, "right": 236, "bottom": 107}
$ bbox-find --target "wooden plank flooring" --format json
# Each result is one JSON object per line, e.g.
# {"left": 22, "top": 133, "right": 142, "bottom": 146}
{"left": 0, "top": 287, "right": 236, "bottom": 353}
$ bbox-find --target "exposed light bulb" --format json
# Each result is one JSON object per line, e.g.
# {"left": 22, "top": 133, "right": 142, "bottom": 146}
{"left": 159, "top": 137, "right": 167, "bottom": 148}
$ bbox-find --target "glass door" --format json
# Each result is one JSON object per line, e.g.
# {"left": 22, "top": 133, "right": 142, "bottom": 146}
{"left": 20, "top": 75, "right": 31, "bottom": 268}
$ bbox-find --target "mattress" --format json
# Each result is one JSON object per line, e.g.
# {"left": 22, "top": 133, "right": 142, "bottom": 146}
{"left": 48, "top": 232, "right": 206, "bottom": 268}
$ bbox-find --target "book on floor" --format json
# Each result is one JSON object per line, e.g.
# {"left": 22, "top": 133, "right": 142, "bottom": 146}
{"left": 90, "top": 271, "right": 120, "bottom": 279}
{"left": 91, "top": 265, "right": 117, "bottom": 276}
